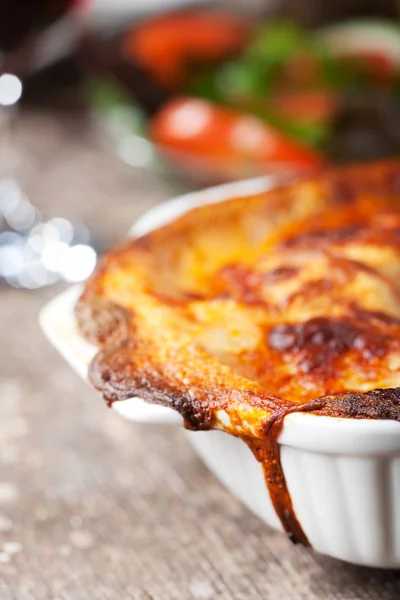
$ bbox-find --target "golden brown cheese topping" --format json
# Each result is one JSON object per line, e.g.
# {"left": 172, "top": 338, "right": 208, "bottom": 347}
{"left": 76, "top": 159, "right": 400, "bottom": 546}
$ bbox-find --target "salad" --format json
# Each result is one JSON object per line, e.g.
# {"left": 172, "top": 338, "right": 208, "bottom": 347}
{"left": 85, "top": 11, "right": 400, "bottom": 181}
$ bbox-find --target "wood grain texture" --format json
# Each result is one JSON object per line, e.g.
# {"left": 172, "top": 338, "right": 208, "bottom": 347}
{"left": 0, "top": 110, "right": 400, "bottom": 599}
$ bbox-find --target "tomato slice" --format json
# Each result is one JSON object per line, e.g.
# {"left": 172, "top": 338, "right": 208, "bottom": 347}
{"left": 269, "top": 90, "right": 338, "bottom": 125}
{"left": 280, "top": 53, "right": 322, "bottom": 88}
{"left": 123, "top": 11, "right": 249, "bottom": 89}
{"left": 341, "top": 51, "right": 398, "bottom": 84}
{"left": 150, "top": 97, "right": 324, "bottom": 177}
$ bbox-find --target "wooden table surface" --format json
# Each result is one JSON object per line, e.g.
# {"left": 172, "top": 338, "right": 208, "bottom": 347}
{"left": 1, "top": 109, "right": 400, "bottom": 600}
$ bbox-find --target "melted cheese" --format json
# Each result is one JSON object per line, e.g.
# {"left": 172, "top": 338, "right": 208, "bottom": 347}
{"left": 76, "top": 159, "right": 400, "bottom": 436}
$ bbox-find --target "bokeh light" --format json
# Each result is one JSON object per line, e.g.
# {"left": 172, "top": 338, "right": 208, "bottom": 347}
{"left": 0, "top": 181, "right": 98, "bottom": 288}
{"left": 0, "top": 74, "right": 23, "bottom": 106}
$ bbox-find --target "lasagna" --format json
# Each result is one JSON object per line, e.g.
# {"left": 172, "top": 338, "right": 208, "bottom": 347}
{"left": 76, "top": 159, "right": 400, "bottom": 544}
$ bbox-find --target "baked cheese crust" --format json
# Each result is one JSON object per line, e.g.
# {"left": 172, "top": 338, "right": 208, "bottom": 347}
{"left": 76, "top": 159, "right": 400, "bottom": 438}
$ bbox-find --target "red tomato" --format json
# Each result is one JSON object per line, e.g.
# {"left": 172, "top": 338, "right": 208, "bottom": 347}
{"left": 269, "top": 90, "right": 338, "bottom": 124}
{"left": 150, "top": 97, "right": 324, "bottom": 177}
{"left": 123, "top": 11, "right": 249, "bottom": 89}
{"left": 341, "top": 51, "right": 397, "bottom": 84}
{"left": 280, "top": 52, "right": 322, "bottom": 88}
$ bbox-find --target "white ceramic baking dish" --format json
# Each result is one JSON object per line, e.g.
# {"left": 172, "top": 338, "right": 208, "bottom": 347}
{"left": 40, "top": 177, "right": 400, "bottom": 569}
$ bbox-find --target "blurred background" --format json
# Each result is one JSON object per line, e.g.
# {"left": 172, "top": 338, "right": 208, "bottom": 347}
{"left": 0, "top": 0, "right": 399, "bottom": 290}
